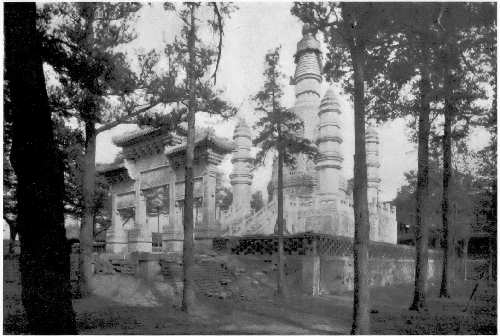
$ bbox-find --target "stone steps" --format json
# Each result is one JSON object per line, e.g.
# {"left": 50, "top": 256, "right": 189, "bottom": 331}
{"left": 109, "top": 259, "right": 136, "bottom": 275}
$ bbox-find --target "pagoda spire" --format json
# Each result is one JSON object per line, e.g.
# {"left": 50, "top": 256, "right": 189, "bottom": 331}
{"left": 230, "top": 118, "right": 253, "bottom": 216}
{"left": 292, "top": 24, "right": 323, "bottom": 140}
{"left": 316, "top": 86, "right": 344, "bottom": 199}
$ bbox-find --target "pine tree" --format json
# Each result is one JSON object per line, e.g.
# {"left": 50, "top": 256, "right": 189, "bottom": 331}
{"left": 364, "top": 2, "right": 495, "bottom": 300}
{"left": 434, "top": 3, "right": 496, "bottom": 297}
{"left": 253, "top": 46, "right": 317, "bottom": 298}
{"left": 163, "top": 2, "right": 236, "bottom": 313}
{"left": 39, "top": 2, "right": 185, "bottom": 296}
{"left": 356, "top": 3, "right": 446, "bottom": 311}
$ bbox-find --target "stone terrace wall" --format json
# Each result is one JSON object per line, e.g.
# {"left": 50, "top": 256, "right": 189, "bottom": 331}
{"left": 213, "top": 233, "right": 442, "bottom": 294}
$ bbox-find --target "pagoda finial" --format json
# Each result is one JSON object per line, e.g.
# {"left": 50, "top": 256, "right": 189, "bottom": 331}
{"left": 302, "top": 23, "right": 316, "bottom": 36}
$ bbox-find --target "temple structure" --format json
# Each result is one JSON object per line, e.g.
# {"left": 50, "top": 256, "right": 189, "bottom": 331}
{"left": 100, "top": 128, "right": 234, "bottom": 253}
{"left": 220, "top": 24, "right": 397, "bottom": 243}
{"left": 100, "top": 24, "right": 397, "bottom": 254}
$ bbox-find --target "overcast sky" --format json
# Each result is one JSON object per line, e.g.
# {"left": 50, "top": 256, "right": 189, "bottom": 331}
{"left": 96, "top": 2, "right": 490, "bottom": 202}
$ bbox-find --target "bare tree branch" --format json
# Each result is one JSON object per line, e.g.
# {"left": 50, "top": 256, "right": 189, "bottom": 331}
{"left": 95, "top": 102, "right": 159, "bottom": 133}
{"left": 210, "top": 2, "right": 223, "bottom": 84}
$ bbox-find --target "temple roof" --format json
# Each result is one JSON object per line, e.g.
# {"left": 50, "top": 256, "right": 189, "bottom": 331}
{"left": 96, "top": 159, "right": 125, "bottom": 174}
{"left": 164, "top": 128, "right": 235, "bottom": 157}
{"left": 112, "top": 126, "right": 175, "bottom": 148}
{"left": 96, "top": 158, "right": 133, "bottom": 183}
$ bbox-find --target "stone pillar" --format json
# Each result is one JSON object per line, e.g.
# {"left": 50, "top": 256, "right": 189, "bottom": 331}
{"left": 106, "top": 192, "right": 128, "bottom": 254}
{"left": 200, "top": 164, "right": 217, "bottom": 238}
{"left": 164, "top": 180, "right": 183, "bottom": 253}
{"left": 230, "top": 118, "right": 253, "bottom": 217}
{"left": 316, "top": 87, "right": 344, "bottom": 202}
{"left": 129, "top": 182, "right": 152, "bottom": 252}
{"left": 366, "top": 127, "right": 381, "bottom": 241}
{"left": 366, "top": 127, "right": 381, "bottom": 204}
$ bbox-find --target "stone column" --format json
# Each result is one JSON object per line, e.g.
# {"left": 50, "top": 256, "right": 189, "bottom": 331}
{"left": 129, "top": 182, "right": 152, "bottom": 252}
{"left": 366, "top": 127, "right": 381, "bottom": 241}
{"left": 164, "top": 180, "right": 183, "bottom": 252}
{"left": 200, "top": 164, "right": 217, "bottom": 238}
{"left": 230, "top": 118, "right": 253, "bottom": 218}
{"left": 106, "top": 192, "right": 128, "bottom": 254}
{"left": 315, "top": 87, "right": 343, "bottom": 203}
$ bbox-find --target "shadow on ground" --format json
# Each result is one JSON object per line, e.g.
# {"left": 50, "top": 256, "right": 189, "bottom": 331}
{"left": 4, "top": 256, "right": 497, "bottom": 335}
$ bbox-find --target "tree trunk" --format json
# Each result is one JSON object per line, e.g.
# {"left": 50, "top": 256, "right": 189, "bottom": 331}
{"left": 410, "top": 60, "right": 431, "bottom": 311}
{"left": 351, "top": 46, "right": 370, "bottom": 335}
{"left": 439, "top": 77, "right": 453, "bottom": 298}
{"left": 276, "top": 116, "right": 287, "bottom": 298}
{"left": 5, "top": 3, "right": 77, "bottom": 333}
{"left": 10, "top": 226, "right": 17, "bottom": 255}
{"left": 5, "top": 218, "right": 18, "bottom": 255}
{"left": 488, "top": 235, "right": 494, "bottom": 282}
{"left": 463, "top": 238, "right": 469, "bottom": 281}
{"left": 79, "top": 121, "right": 97, "bottom": 297}
{"left": 182, "top": 3, "right": 197, "bottom": 313}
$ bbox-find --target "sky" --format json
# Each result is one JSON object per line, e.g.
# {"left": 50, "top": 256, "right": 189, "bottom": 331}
{"left": 95, "top": 2, "right": 490, "bottom": 202}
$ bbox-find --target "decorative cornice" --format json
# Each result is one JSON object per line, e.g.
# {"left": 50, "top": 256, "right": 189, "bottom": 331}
{"left": 165, "top": 129, "right": 235, "bottom": 158}
{"left": 229, "top": 172, "right": 253, "bottom": 185}
{"left": 295, "top": 88, "right": 322, "bottom": 98}
{"left": 316, "top": 135, "right": 343, "bottom": 145}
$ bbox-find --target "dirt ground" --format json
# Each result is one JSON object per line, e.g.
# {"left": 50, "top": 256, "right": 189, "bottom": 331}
{"left": 4, "top": 259, "right": 497, "bottom": 334}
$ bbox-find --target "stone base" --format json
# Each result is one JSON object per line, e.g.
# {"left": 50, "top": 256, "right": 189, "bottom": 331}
{"left": 164, "top": 241, "right": 183, "bottom": 253}
{"left": 128, "top": 241, "right": 152, "bottom": 253}
{"left": 106, "top": 242, "right": 128, "bottom": 254}
{"left": 161, "top": 238, "right": 216, "bottom": 254}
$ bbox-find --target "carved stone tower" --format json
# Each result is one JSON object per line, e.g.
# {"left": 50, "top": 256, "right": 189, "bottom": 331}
{"left": 316, "top": 87, "right": 344, "bottom": 200}
{"left": 366, "top": 126, "right": 381, "bottom": 241}
{"left": 292, "top": 23, "right": 323, "bottom": 140}
{"left": 280, "top": 23, "right": 323, "bottom": 198}
{"left": 366, "top": 127, "right": 381, "bottom": 204}
{"left": 230, "top": 118, "right": 253, "bottom": 216}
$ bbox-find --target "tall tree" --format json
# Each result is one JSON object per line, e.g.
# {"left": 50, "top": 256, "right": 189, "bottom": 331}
{"left": 394, "top": 161, "right": 475, "bottom": 248}
{"left": 253, "top": 46, "right": 317, "bottom": 298}
{"left": 3, "top": 102, "right": 18, "bottom": 253}
{"left": 4, "top": 3, "right": 77, "bottom": 333}
{"left": 164, "top": 2, "right": 236, "bottom": 313}
{"left": 291, "top": 3, "right": 397, "bottom": 332}
{"left": 434, "top": 3, "right": 496, "bottom": 297}
{"left": 359, "top": 3, "right": 445, "bottom": 311}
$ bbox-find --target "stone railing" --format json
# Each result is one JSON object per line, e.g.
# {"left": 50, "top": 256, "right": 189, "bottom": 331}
{"left": 222, "top": 200, "right": 277, "bottom": 236}
{"left": 213, "top": 233, "right": 442, "bottom": 260}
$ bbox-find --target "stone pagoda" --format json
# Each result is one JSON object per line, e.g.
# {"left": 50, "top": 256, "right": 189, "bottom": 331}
{"left": 221, "top": 24, "right": 397, "bottom": 244}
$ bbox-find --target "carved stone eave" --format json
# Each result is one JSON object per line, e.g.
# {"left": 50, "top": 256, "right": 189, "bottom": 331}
{"left": 122, "top": 134, "right": 174, "bottom": 161}
{"left": 99, "top": 165, "right": 134, "bottom": 185}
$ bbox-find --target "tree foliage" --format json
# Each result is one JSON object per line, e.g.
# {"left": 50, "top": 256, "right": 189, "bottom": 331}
{"left": 250, "top": 191, "right": 264, "bottom": 212}
{"left": 395, "top": 162, "right": 475, "bottom": 245}
{"left": 253, "top": 46, "right": 317, "bottom": 167}
{"left": 162, "top": 2, "right": 236, "bottom": 313}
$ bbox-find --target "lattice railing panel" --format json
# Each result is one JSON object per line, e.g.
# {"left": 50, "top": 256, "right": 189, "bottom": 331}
{"left": 214, "top": 233, "right": 443, "bottom": 260}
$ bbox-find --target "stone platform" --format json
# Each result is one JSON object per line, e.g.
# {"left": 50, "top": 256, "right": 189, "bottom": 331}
{"left": 213, "top": 233, "right": 443, "bottom": 294}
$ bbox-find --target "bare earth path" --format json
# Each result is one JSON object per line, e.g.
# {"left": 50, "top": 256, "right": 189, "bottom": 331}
{"left": 4, "top": 265, "right": 496, "bottom": 335}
